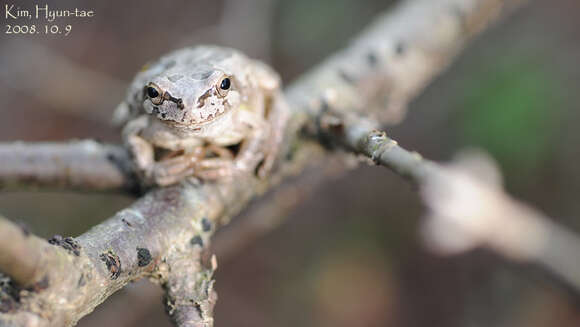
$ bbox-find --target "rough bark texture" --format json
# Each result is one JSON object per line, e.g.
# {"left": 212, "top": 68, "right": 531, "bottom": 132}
{"left": 0, "top": 0, "right": 526, "bottom": 326}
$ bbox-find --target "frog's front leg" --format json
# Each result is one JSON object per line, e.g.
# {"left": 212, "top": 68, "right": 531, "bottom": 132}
{"left": 257, "top": 91, "right": 289, "bottom": 178}
{"left": 230, "top": 95, "right": 288, "bottom": 178}
{"left": 123, "top": 116, "right": 156, "bottom": 183}
{"left": 234, "top": 110, "right": 270, "bottom": 175}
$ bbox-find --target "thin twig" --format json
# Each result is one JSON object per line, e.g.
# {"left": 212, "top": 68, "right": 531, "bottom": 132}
{"left": 332, "top": 120, "right": 580, "bottom": 293}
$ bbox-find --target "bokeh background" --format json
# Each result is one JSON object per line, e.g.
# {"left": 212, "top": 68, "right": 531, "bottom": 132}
{"left": 1, "top": 0, "right": 580, "bottom": 326}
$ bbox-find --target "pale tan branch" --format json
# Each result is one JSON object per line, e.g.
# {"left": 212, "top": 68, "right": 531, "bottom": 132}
{"left": 0, "top": 216, "right": 89, "bottom": 326}
{"left": 164, "top": 249, "right": 217, "bottom": 327}
{"left": 0, "top": 217, "right": 51, "bottom": 287}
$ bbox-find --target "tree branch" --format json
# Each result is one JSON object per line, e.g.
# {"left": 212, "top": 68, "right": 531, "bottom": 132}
{"left": 0, "top": 217, "right": 53, "bottom": 287}
{"left": 0, "top": 141, "right": 136, "bottom": 193}
{"left": 164, "top": 246, "right": 218, "bottom": 327}
{"left": 0, "top": 0, "right": 526, "bottom": 326}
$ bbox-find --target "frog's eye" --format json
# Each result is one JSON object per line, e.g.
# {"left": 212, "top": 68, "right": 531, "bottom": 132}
{"left": 145, "top": 83, "right": 163, "bottom": 105}
{"left": 216, "top": 77, "right": 231, "bottom": 97}
{"left": 147, "top": 86, "right": 159, "bottom": 98}
{"left": 220, "top": 78, "right": 231, "bottom": 90}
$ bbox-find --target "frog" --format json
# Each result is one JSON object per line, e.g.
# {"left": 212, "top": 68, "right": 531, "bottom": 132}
{"left": 114, "top": 45, "right": 288, "bottom": 186}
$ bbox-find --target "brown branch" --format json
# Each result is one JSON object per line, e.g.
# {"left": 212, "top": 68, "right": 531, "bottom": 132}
{"left": 0, "top": 0, "right": 525, "bottom": 326}
{"left": 0, "top": 141, "right": 136, "bottom": 193}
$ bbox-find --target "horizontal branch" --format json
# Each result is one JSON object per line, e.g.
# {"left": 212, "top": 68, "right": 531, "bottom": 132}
{"left": 0, "top": 141, "right": 136, "bottom": 193}
{"left": 0, "top": 0, "right": 525, "bottom": 326}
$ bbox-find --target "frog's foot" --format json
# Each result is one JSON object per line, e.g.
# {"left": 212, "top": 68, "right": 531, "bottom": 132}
{"left": 195, "top": 158, "right": 236, "bottom": 180}
{"left": 150, "top": 150, "right": 204, "bottom": 186}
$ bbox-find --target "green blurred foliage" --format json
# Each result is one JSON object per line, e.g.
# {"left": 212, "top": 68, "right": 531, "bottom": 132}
{"left": 457, "top": 55, "right": 564, "bottom": 180}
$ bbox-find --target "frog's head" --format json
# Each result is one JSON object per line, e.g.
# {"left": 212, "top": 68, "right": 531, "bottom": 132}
{"left": 141, "top": 60, "right": 243, "bottom": 128}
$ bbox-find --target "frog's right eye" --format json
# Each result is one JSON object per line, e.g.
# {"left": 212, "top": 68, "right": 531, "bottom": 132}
{"left": 145, "top": 83, "right": 163, "bottom": 105}
{"left": 147, "top": 86, "right": 159, "bottom": 98}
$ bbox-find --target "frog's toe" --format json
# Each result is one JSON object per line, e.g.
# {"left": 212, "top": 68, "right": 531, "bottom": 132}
{"left": 196, "top": 159, "right": 236, "bottom": 180}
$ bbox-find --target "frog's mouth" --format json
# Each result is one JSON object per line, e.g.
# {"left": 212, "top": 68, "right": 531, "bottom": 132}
{"left": 158, "top": 107, "right": 231, "bottom": 130}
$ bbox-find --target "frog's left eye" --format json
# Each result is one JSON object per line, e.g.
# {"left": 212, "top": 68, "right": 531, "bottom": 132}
{"left": 216, "top": 77, "right": 231, "bottom": 97}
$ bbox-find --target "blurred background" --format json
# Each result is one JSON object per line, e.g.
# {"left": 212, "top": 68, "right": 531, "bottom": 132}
{"left": 1, "top": 0, "right": 580, "bottom": 326}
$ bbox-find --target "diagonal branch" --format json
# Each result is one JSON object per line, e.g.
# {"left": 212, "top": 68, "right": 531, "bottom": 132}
{"left": 0, "top": 216, "right": 57, "bottom": 288}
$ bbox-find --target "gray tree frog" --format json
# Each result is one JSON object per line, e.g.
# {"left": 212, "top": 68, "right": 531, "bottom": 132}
{"left": 114, "top": 46, "right": 288, "bottom": 186}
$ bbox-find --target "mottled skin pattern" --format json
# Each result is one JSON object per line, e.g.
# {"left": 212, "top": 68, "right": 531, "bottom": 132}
{"left": 115, "top": 46, "right": 288, "bottom": 186}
